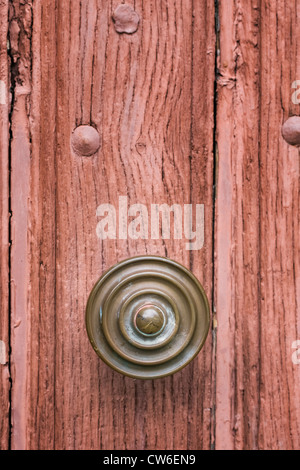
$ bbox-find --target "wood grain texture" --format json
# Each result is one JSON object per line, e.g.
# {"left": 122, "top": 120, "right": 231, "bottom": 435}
{"left": 215, "top": 0, "right": 300, "bottom": 450}
{"left": 0, "top": 0, "right": 10, "bottom": 451}
{"left": 8, "top": 0, "right": 215, "bottom": 449}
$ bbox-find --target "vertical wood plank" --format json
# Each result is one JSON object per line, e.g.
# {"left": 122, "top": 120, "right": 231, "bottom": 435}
{"left": 216, "top": 0, "right": 261, "bottom": 449}
{"left": 9, "top": 0, "right": 57, "bottom": 450}
{"left": 215, "top": 0, "right": 300, "bottom": 450}
{"left": 191, "top": 0, "right": 216, "bottom": 450}
{"left": 258, "top": 0, "right": 300, "bottom": 449}
{"left": 0, "top": 0, "right": 10, "bottom": 450}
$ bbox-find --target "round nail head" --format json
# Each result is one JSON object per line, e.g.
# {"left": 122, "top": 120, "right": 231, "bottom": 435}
{"left": 71, "top": 125, "right": 100, "bottom": 157}
{"left": 112, "top": 4, "right": 140, "bottom": 34}
{"left": 282, "top": 116, "right": 300, "bottom": 146}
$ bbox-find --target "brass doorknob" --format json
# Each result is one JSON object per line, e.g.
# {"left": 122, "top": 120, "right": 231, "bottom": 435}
{"left": 86, "top": 256, "right": 210, "bottom": 379}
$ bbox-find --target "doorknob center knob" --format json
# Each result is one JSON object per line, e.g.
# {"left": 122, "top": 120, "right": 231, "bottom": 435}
{"left": 134, "top": 304, "right": 165, "bottom": 336}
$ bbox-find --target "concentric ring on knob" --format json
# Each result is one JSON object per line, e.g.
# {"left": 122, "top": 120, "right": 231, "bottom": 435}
{"left": 86, "top": 256, "right": 210, "bottom": 379}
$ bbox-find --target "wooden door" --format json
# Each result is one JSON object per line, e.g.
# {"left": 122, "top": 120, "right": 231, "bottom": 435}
{"left": 0, "top": 0, "right": 299, "bottom": 450}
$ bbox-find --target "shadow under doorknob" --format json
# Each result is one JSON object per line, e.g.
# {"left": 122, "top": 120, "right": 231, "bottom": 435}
{"left": 85, "top": 255, "right": 210, "bottom": 380}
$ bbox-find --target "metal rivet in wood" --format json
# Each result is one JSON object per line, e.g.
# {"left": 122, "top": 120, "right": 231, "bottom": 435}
{"left": 282, "top": 116, "right": 300, "bottom": 146}
{"left": 86, "top": 255, "right": 210, "bottom": 380}
{"left": 71, "top": 125, "right": 100, "bottom": 157}
{"left": 112, "top": 4, "right": 140, "bottom": 34}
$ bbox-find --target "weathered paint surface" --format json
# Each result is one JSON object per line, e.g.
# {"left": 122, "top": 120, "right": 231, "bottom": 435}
{"left": 0, "top": 80, "right": 6, "bottom": 105}
{"left": 0, "top": 0, "right": 299, "bottom": 450}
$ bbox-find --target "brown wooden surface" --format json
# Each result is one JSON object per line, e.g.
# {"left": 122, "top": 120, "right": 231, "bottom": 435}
{"left": 7, "top": 0, "right": 216, "bottom": 450}
{"left": 0, "top": 0, "right": 299, "bottom": 450}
